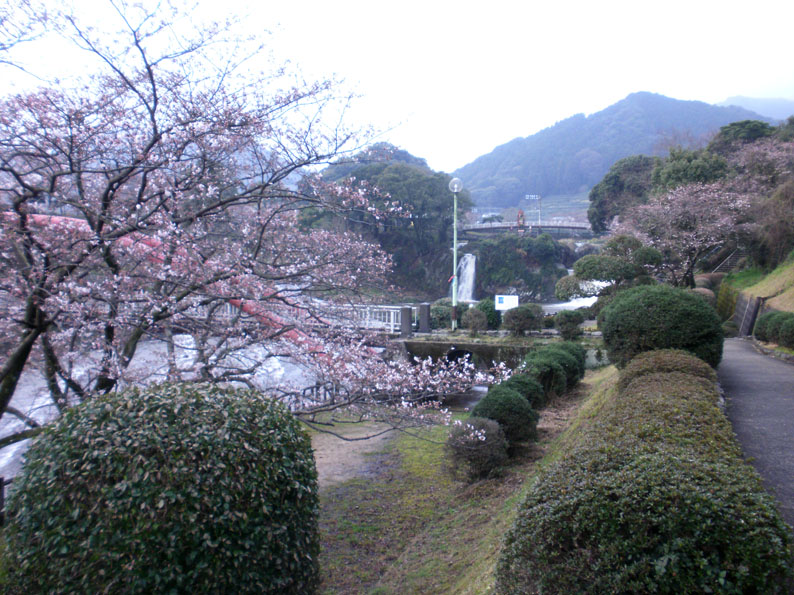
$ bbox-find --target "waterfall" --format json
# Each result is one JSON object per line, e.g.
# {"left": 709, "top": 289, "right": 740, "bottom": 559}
{"left": 453, "top": 253, "right": 476, "bottom": 303}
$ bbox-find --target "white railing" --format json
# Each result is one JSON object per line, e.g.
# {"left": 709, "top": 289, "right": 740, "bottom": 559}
{"left": 186, "top": 301, "right": 417, "bottom": 334}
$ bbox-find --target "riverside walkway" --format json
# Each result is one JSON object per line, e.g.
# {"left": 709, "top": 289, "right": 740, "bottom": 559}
{"left": 718, "top": 338, "right": 794, "bottom": 527}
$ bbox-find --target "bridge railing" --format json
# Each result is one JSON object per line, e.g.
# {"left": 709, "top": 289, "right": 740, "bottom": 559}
{"left": 187, "top": 301, "right": 417, "bottom": 334}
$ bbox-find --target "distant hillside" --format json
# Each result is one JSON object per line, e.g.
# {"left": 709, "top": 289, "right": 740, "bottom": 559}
{"left": 454, "top": 92, "right": 771, "bottom": 208}
{"left": 718, "top": 96, "right": 794, "bottom": 121}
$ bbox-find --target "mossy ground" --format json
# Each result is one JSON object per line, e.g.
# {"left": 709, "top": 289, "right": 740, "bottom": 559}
{"left": 317, "top": 371, "right": 607, "bottom": 594}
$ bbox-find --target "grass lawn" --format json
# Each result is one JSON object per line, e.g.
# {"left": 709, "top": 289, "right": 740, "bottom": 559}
{"left": 317, "top": 367, "right": 615, "bottom": 593}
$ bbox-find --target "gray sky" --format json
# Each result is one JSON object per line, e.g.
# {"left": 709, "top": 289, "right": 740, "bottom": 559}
{"left": 262, "top": 0, "right": 794, "bottom": 172}
{"left": 7, "top": 0, "right": 794, "bottom": 173}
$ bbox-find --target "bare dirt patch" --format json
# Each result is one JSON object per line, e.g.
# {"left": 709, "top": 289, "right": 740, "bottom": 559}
{"left": 311, "top": 423, "right": 395, "bottom": 488}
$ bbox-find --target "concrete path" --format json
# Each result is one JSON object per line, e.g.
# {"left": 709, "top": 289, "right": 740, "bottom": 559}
{"left": 718, "top": 338, "right": 794, "bottom": 527}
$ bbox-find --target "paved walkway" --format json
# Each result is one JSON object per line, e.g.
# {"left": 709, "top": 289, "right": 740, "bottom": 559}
{"left": 718, "top": 338, "right": 794, "bottom": 527}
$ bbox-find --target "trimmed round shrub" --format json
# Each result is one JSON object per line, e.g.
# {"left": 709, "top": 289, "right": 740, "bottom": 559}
{"left": 1, "top": 384, "right": 319, "bottom": 594}
{"left": 555, "top": 341, "right": 587, "bottom": 376}
{"left": 521, "top": 352, "right": 568, "bottom": 402}
{"left": 554, "top": 309, "right": 585, "bottom": 340}
{"left": 444, "top": 416, "right": 508, "bottom": 481}
{"left": 497, "top": 449, "right": 792, "bottom": 594}
{"left": 462, "top": 307, "right": 487, "bottom": 336}
{"left": 498, "top": 374, "right": 545, "bottom": 409}
{"left": 502, "top": 303, "right": 543, "bottom": 336}
{"left": 542, "top": 315, "right": 556, "bottom": 329}
{"left": 471, "top": 385, "right": 538, "bottom": 445}
{"left": 600, "top": 284, "right": 724, "bottom": 368}
{"left": 753, "top": 311, "right": 779, "bottom": 342}
{"left": 693, "top": 274, "right": 713, "bottom": 289}
{"left": 540, "top": 346, "right": 581, "bottom": 387}
{"left": 475, "top": 297, "right": 500, "bottom": 330}
{"left": 778, "top": 316, "right": 794, "bottom": 349}
{"left": 764, "top": 311, "right": 794, "bottom": 344}
{"left": 617, "top": 349, "right": 718, "bottom": 393}
{"left": 691, "top": 287, "right": 716, "bottom": 307}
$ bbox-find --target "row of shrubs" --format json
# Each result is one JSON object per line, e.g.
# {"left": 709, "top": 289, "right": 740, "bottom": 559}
{"left": 445, "top": 342, "right": 586, "bottom": 481}
{"left": 496, "top": 349, "right": 792, "bottom": 594}
{"left": 434, "top": 296, "right": 588, "bottom": 339}
{"left": 754, "top": 310, "right": 794, "bottom": 347}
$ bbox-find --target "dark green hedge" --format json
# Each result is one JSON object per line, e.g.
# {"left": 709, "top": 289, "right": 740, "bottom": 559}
{"left": 501, "top": 303, "right": 543, "bottom": 336}
{"left": 617, "top": 348, "right": 718, "bottom": 393}
{"left": 600, "top": 284, "right": 724, "bottom": 368}
{"left": 542, "top": 345, "right": 584, "bottom": 387}
{"left": 471, "top": 384, "right": 538, "bottom": 445}
{"left": 475, "top": 297, "right": 500, "bottom": 329}
{"left": 554, "top": 309, "right": 585, "bottom": 340}
{"left": 756, "top": 311, "right": 794, "bottom": 344}
{"left": 1, "top": 384, "right": 320, "bottom": 594}
{"left": 521, "top": 351, "right": 567, "bottom": 402}
{"left": 498, "top": 374, "right": 545, "bottom": 410}
{"left": 496, "top": 354, "right": 791, "bottom": 594}
{"left": 554, "top": 341, "right": 587, "bottom": 378}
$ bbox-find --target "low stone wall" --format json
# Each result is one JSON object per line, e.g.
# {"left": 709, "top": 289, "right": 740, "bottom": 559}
{"left": 732, "top": 292, "right": 764, "bottom": 336}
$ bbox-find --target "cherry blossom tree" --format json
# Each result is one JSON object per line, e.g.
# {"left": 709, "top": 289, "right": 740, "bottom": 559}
{"left": 0, "top": 2, "right": 491, "bottom": 448}
{"left": 618, "top": 183, "right": 753, "bottom": 287}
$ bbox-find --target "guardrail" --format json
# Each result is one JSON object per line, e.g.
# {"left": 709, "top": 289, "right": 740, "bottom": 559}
{"left": 188, "top": 301, "right": 418, "bottom": 334}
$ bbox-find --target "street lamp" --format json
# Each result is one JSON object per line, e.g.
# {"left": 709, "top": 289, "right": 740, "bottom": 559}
{"left": 449, "top": 177, "right": 463, "bottom": 330}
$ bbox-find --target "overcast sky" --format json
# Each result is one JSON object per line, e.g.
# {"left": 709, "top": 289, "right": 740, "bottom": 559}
{"left": 261, "top": 0, "right": 794, "bottom": 172}
{"left": 7, "top": 0, "right": 794, "bottom": 174}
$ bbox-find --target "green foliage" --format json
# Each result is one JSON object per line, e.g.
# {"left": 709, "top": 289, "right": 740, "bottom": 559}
{"left": 716, "top": 281, "right": 740, "bottom": 321}
{"left": 554, "top": 274, "right": 586, "bottom": 301}
{"left": 540, "top": 345, "right": 581, "bottom": 387}
{"left": 573, "top": 253, "right": 637, "bottom": 283}
{"left": 708, "top": 119, "right": 775, "bottom": 154}
{"left": 501, "top": 303, "right": 543, "bottom": 336}
{"left": 553, "top": 341, "right": 587, "bottom": 378}
{"left": 320, "top": 143, "right": 473, "bottom": 294}
{"left": 497, "top": 357, "right": 792, "bottom": 594}
{"left": 651, "top": 147, "right": 728, "bottom": 191}
{"left": 1, "top": 384, "right": 319, "bottom": 594}
{"left": 470, "top": 385, "right": 538, "bottom": 446}
{"left": 777, "top": 316, "right": 794, "bottom": 349}
{"left": 521, "top": 352, "right": 568, "bottom": 402}
{"left": 498, "top": 374, "right": 545, "bottom": 409}
{"left": 754, "top": 311, "right": 781, "bottom": 342}
{"left": 462, "top": 307, "right": 487, "bottom": 336}
{"left": 474, "top": 297, "right": 500, "bottom": 329}
{"left": 430, "top": 298, "right": 453, "bottom": 329}
{"left": 554, "top": 309, "right": 585, "bottom": 340}
{"left": 691, "top": 287, "right": 716, "bottom": 307}
{"left": 600, "top": 284, "right": 724, "bottom": 368}
{"left": 617, "top": 349, "right": 718, "bottom": 393}
{"left": 559, "top": 235, "right": 661, "bottom": 302}
{"left": 444, "top": 417, "right": 508, "bottom": 482}
{"left": 475, "top": 234, "right": 570, "bottom": 301}
{"left": 587, "top": 154, "right": 657, "bottom": 232}
{"left": 762, "top": 311, "right": 794, "bottom": 344}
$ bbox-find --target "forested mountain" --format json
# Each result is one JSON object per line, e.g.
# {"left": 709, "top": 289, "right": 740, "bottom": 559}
{"left": 315, "top": 144, "right": 473, "bottom": 296}
{"left": 454, "top": 92, "right": 772, "bottom": 208}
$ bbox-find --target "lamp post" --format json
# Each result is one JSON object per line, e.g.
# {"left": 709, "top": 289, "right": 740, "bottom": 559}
{"left": 449, "top": 177, "right": 463, "bottom": 330}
